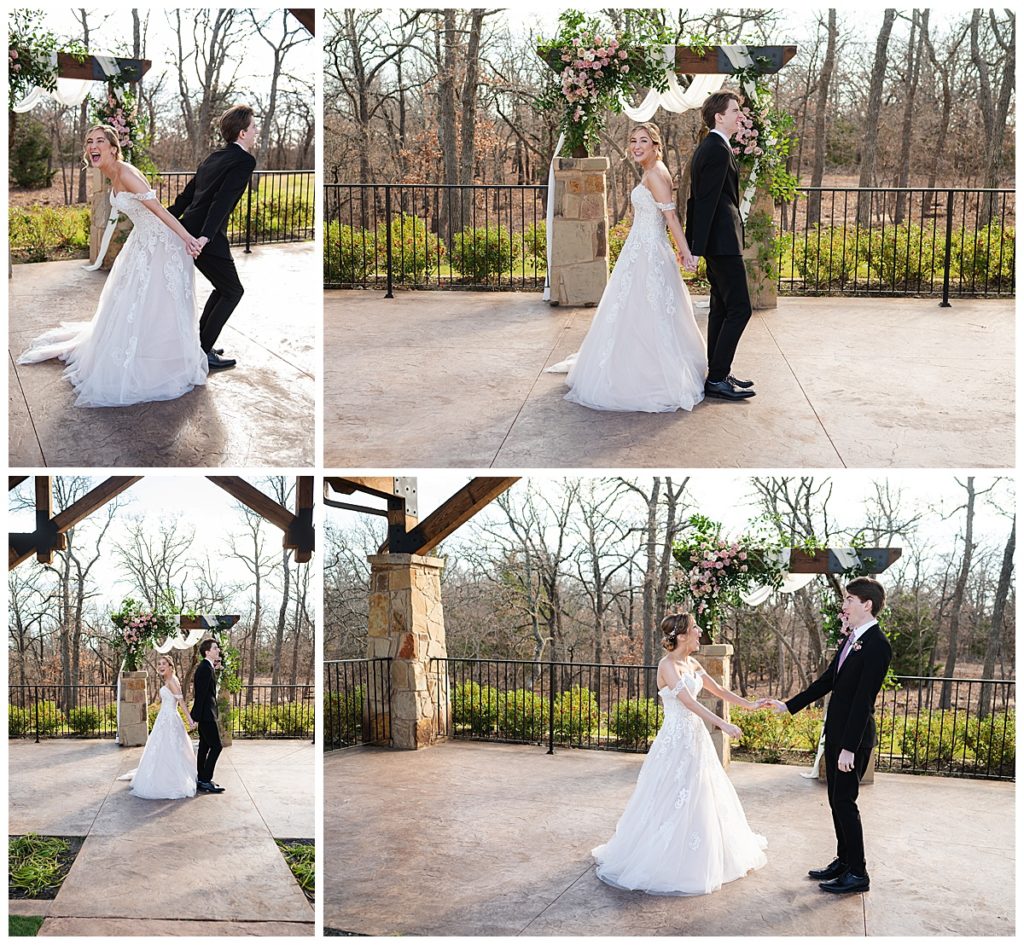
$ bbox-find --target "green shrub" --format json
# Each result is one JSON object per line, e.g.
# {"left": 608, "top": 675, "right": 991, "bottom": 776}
{"left": 787, "top": 708, "right": 824, "bottom": 751}
{"left": 608, "top": 697, "right": 663, "bottom": 746}
{"left": 67, "top": 707, "right": 101, "bottom": 736}
{"left": 375, "top": 213, "right": 445, "bottom": 282}
{"left": 452, "top": 681, "right": 499, "bottom": 736}
{"left": 792, "top": 224, "right": 864, "bottom": 289}
{"left": 324, "top": 220, "right": 374, "bottom": 284}
{"left": 953, "top": 222, "right": 1015, "bottom": 289}
{"left": 520, "top": 220, "right": 546, "bottom": 264}
{"left": 899, "top": 709, "right": 975, "bottom": 769}
{"left": 448, "top": 225, "right": 518, "bottom": 282}
{"left": 865, "top": 222, "right": 940, "bottom": 288}
{"left": 966, "top": 708, "right": 1015, "bottom": 773}
{"left": 273, "top": 701, "right": 312, "bottom": 736}
{"left": 8, "top": 705, "right": 31, "bottom": 738}
{"left": 553, "top": 686, "right": 601, "bottom": 743}
{"left": 9, "top": 205, "right": 91, "bottom": 263}
{"left": 32, "top": 701, "right": 65, "bottom": 736}
{"left": 10, "top": 117, "right": 55, "bottom": 188}
{"left": 237, "top": 703, "right": 276, "bottom": 736}
{"left": 325, "top": 687, "right": 364, "bottom": 746}
{"left": 733, "top": 708, "right": 790, "bottom": 761}
{"left": 496, "top": 688, "right": 547, "bottom": 741}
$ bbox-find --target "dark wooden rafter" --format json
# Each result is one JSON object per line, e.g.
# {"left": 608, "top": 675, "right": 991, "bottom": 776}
{"left": 673, "top": 45, "right": 797, "bottom": 75}
{"left": 10, "top": 476, "right": 142, "bottom": 570}
{"left": 325, "top": 476, "right": 519, "bottom": 556}
{"left": 785, "top": 548, "right": 902, "bottom": 574}
{"left": 180, "top": 615, "right": 240, "bottom": 631}
{"left": 207, "top": 476, "right": 315, "bottom": 563}
{"left": 288, "top": 8, "right": 316, "bottom": 35}
{"left": 9, "top": 476, "right": 29, "bottom": 491}
{"left": 56, "top": 51, "right": 151, "bottom": 82}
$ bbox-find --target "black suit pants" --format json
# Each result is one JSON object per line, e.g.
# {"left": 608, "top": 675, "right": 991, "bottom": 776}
{"left": 824, "top": 738, "right": 873, "bottom": 875}
{"left": 704, "top": 254, "right": 752, "bottom": 382}
{"left": 196, "top": 716, "right": 222, "bottom": 783}
{"left": 194, "top": 253, "right": 244, "bottom": 352}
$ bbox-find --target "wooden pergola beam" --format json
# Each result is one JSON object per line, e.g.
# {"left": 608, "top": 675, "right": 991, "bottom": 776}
{"left": 207, "top": 476, "right": 315, "bottom": 562}
{"left": 785, "top": 548, "right": 902, "bottom": 574}
{"left": 390, "top": 478, "right": 520, "bottom": 556}
{"left": 56, "top": 51, "right": 151, "bottom": 82}
{"left": 180, "top": 615, "right": 241, "bottom": 631}
{"left": 673, "top": 44, "right": 797, "bottom": 75}
{"left": 288, "top": 8, "right": 315, "bottom": 35}
{"left": 52, "top": 477, "right": 143, "bottom": 533}
{"left": 9, "top": 476, "right": 28, "bottom": 491}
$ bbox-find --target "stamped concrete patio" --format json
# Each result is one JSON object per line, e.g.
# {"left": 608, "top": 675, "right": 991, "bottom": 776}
{"left": 325, "top": 740, "right": 1014, "bottom": 936}
{"left": 9, "top": 739, "right": 314, "bottom": 936}
{"left": 325, "top": 291, "right": 1014, "bottom": 468}
{"left": 9, "top": 243, "right": 315, "bottom": 468}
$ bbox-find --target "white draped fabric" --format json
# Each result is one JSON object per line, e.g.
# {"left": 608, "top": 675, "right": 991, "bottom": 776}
{"left": 12, "top": 53, "right": 125, "bottom": 112}
{"left": 543, "top": 132, "right": 566, "bottom": 302}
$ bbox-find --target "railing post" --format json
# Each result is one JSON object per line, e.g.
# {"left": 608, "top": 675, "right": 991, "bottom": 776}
{"left": 940, "top": 189, "right": 954, "bottom": 307}
{"left": 34, "top": 687, "right": 40, "bottom": 744}
{"left": 244, "top": 175, "right": 254, "bottom": 254}
{"left": 384, "top": 184, "right": 394, "bottom": 299}
{"left": 547, "top": 658, "right": 555, "bottom": 755}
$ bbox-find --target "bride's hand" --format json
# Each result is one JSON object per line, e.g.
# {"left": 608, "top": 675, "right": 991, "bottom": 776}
{"left": 721, "top": 721, "right": 742, "bottom": 740}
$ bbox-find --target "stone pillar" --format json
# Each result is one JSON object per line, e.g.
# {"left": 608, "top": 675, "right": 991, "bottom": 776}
{"left": 216, "top": 693, "right": 233, "bottom": 748}
{"left": 743, "top": 188, "right": 779, "bottom": 310}
{"left": 698, "top": 643, "right": 733, "bottom": 768}
{"left": 366, "top": 553, "right": 448, "bottom": 750}
{"left": 89, "top": 167, "right": 132, "bottom": 269}
{"left": 118, "top": 670, "right": 149, "bottom": 747}
{"left": 548, "top": 156, "right": 610, "bottom": 306}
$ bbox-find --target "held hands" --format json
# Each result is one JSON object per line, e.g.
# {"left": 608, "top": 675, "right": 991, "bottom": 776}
{"left": 183, "top": 234, "right": 203, "bottom": 258}
{"left": 837, "top": 748, "right": 856, "bottom": 773}
{"left": 675, "top": 249, "right": 699, "bottom": 272}
{"left": 753, "top": 697, "right": 789, "bottom": 714}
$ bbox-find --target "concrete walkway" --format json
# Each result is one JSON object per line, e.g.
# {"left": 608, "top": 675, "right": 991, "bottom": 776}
{"left": 324, "top": 291, "right": 1014, "bottom": 467}
{"left": 9, "top": 739, "right": 314, "bottom": 936}
{"left": 325, "top": 740, "right": 1014, "bottom": 936}
{"left": 9, "top": 244, "right": 316, "bottom": 468}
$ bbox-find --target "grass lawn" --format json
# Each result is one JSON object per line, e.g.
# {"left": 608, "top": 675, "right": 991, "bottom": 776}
{"left": 9, "top": 915, "right": 44, "bottom": 937}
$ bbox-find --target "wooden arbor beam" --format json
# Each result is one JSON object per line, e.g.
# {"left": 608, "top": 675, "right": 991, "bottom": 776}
{"left": 785, "top": 548, "right": 902, "bottom": 574}
{"left": 56, "top": 52, "right": 151, "bottom": 82}
{"left": 288, "top": 8, "right": 316, "bottom": 35}
{"left": 180, "top": 615, "right": 241, "bottom": 632}
{"left": 207, "top": 476, "right": 315, "bottom": 563}
{"left": 673, "top": 44, "right": 797, "bottom": 75}
{"left": 10, "top": 476, "right": 142, "bottom": 570}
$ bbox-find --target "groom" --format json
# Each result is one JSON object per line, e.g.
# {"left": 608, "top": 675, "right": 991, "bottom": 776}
{"left": 169, "top": 104, "right": 258, "bottom": 371}
{"left": 191, "top": 639, "right": 225, "bottom": 794}
{"left": 685, "top": 90, "right": 755, "bottom": 402}
{"left": 763, "top": 577, "right": 892, "bottom": 894}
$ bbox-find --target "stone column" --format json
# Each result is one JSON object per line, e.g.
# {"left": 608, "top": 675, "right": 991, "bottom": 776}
{"left": 698, "top": 643, "right": 733, "bottom": 768}
{"left": 366, "top": 553, "right": 448, "bottom": 750}
{"left": 118, "top": 670, "right": 149, "bottom": 747}
{"left": 742, "top": 188, "right": 779, "bottom": 310}
{"left": 89, "top": 167, "right": 132, "bottom": 269}
{"left": 548, "top": 156, "right": 610, "bottom": 306}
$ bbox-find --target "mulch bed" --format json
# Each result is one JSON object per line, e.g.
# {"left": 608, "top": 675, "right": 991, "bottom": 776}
{"left": 9, "top": 835, "right": 85, "bottom": 901}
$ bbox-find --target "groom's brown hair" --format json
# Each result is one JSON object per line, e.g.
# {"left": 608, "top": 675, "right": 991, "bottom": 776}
{"left": 199, "top": 638, "right": 217, "bottom": 657}
{"left": 846, "top": 577, "right": 886, "bottom": 616}
{"left": 220, "top": 104, "right": 254, "bottom": 144}
{"left": 700, "top": 90, "right": 743, "bottom": 130}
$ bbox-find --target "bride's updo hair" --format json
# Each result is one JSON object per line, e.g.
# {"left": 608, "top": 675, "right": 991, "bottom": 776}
{"left": 156, "top": 654, "right": 174, "bottom": 674}
{"left": 81, "top": 124, "right": 123, "bottom": 167}
{"left": 661, "top": 612, "right": 695, "bottom": 651}
{"left": 629, "top": 122, "right": 663, "bottom": 156}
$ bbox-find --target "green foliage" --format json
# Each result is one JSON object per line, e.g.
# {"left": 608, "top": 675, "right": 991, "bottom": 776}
{"left": 374, "top": 213, "right": 445, "bottom": 282}
{"left": 9, "top": 117, "right": 55, "bottom": 188}
{"left": 899, "top": 709, "right": 975, "bottom": 768}
{"left": 607, "top": 697, "right": 663, "bottom": 746}
{"left": 449, "top": 225, "right": 519, "bottom": 282}
{"left": 325, "top": 687, "right": 364, "bottom": 746}
{"left": 66, "top": 707, "right": 101, "bottom": 736}
{"left": 8, "top": 205, "right": 91, "bottom": 263}
{"left": 8, "top": 705, "right": 31, "bottom": 738}
{"left": 969, "top": 709, "right": 1015, "bottom": 772}
{"left": 324, "top": 220, "right": 374, "bottom": 284}
{"left": 452, "top": 681, "right": 499, "bottom": 735}
{"left": 9, "top": 834, "right": 71, "bottom": 898}
{"left": 552, "top": 685, "right": 601, "bottom": 742}
{"left": 236, "top": 703, "right": 275, "bottom": 735}
{"left": 520, "top": 220, "right": 546, "bottom": 263}
{"left": 230, "top": 186, "right": 313, "bottom": 242}
{"left": 9, "top": 11, "right": 86, "bottom": 102}
{"left": 733, "top": 707, "right": 825, "bottom": 761}
{"left": 792, "top": 224, "right": 864, "bottom": 289}
{"left": 866, "top": 222, "right": 940, "bottom": 288}
{"left": 276, "top": 840, "right": 315, "bottom": 899}
{"left": 10, "top": 914, "right": 45, "bottom": 936}
{"left": 952, "top": 222, "right": 1015, "bottom": 288}
{"left": 273, "top": 702, "right": 312, "bottom": 736}
{"left": 30, "top": 701, "right": 64, "bottom": 736}
{"left": 496, "top": 688, "right": 547, "bottom": 741}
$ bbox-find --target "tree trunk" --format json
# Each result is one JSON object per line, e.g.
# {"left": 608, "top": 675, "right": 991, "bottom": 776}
{"left": 940, "top": 477, "right": 977, "bottom": 708}
{"left": 979, "top": 518, "right": 1014, "bottom": 717}
{"left": 895, "top": 11, "right": 928, "bottom": 223}
{"left": 807, "top": 9, "right": 837, "bottom": 225}
{"left": 857, "top": 9, "right": 897, "bottom": 223}
{"left": 436, "top": 11, "right": 461, "bottom": 241}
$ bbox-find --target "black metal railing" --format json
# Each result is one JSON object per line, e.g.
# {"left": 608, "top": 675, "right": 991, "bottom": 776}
{"left": 9, "top": 685, "right": 118, "bottom": 740}
{"left": 775, "top": 187, "right": 1015, "bottom": 303}
{"left": 324, "top": 658, "right": 393, "bottom": 750}
{"left": 875, "top": 675, "right": 1015, "bottom": 781}
{"left": 432, "top": 657, "right": 668, "bottom": 754}
{"left": 324, "top": 183, "right": 548, "bottom": 293}
{"left": 10, "top": 683, "right": 315, "bottom": 741}
{"left": 229, "top": 684, "right": 315, "bottom": 739}
{"left": 155, "top": 169, "right": 314, "bottom": 250}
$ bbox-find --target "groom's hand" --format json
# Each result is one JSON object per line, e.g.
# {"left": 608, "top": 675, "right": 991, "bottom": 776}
{"left": 196, "top": 236, "right": 210, "bottom": 255}
{"left": 762, "top": 698, "right": 788, "bottom": 714}
{"left": 837, "top": 748, "right": 856, "bottom": 773}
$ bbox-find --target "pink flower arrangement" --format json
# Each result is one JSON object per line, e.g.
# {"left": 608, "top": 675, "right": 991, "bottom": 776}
{"left": 734, "top": 105, "right": 765, "bottom": 161}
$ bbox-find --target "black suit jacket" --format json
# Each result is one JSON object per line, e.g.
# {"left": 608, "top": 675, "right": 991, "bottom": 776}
{"left": 190, "top": 659, "right": 219, "bottom": 725}
{"left": 685, "top": 132, "right": 744, "bottom": 257}
{"left": 786, "top": 623, "right": 892, "bottom": 754}
{"left": 169, "top": 145, "right": 256, "bottom": 259}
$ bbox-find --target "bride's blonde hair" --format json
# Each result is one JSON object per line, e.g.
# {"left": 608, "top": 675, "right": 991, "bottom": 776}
{"left": 81, "top": 124, "right": 123, "bottom": 167}
{"left": 628, "top": 122, "right": 664, "bottom": 156}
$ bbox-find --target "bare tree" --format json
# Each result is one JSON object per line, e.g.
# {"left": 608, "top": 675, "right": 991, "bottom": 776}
{"left": 806, "top": 9, "right": 837, "bottom": 224}
{"left": 979, "top": 518, "right": 1014, "bottom": 716}
{"left": 857, "top": 8, "right": 897, "bottom": 221}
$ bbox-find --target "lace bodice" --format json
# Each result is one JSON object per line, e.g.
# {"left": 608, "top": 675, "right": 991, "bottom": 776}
{"left": 659, "top": 671, "right": 703, "bottom": 716}
{"left": 630, "top": 183, "right": 677, "bottom": 232}
{"left": 158, "top": 684, "right": 182, "bottom": 707}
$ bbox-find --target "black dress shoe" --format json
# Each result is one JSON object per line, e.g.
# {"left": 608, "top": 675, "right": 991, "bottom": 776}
{"left": 727, "top": 374, "right": 755, "bottom": 389}
{"left": 207, "top": 352, "right": 236, "bottom": 370}
{"left": 704, "top": 378, "right": 756, "bottom": 401}
{"left": 208, "top": 782, "right": 225, "bottom": 793}
{"left": 819, "top": 870, "right": 870, "bottom": 894}
{"left": 197, "top": 780, "right": 215, "bottom": 792}
{"left": 808, "top": 858, "right": 848, "bottom": 881}
{"left": 213, "top": 348, "right": 224, "bottom": 356}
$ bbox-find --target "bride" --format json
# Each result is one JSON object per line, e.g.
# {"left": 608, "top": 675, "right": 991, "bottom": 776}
{"left": 593, "top": 612, "right": 767, "bottom": 895}
{"left": 119, "top": 655, "right": 198, "bottom": 800}
{"left": 547, "top": 123, "right": 707, "bottom": 412}
{"left": 17, "top": 125, "right": 208, "bottom": 407}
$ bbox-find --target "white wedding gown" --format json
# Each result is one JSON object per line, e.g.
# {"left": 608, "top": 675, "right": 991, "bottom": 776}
{"left": 17, "top": 188, "right": 208, "bottom": 407}
{"left": 118, "top": 685, "right": 198, "bottom": 800}
{"left": 547, "top": 184, "right": 708, "bottom": 412}
{"left": 592, "top": 672, "right": 767, "bottom": 895}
